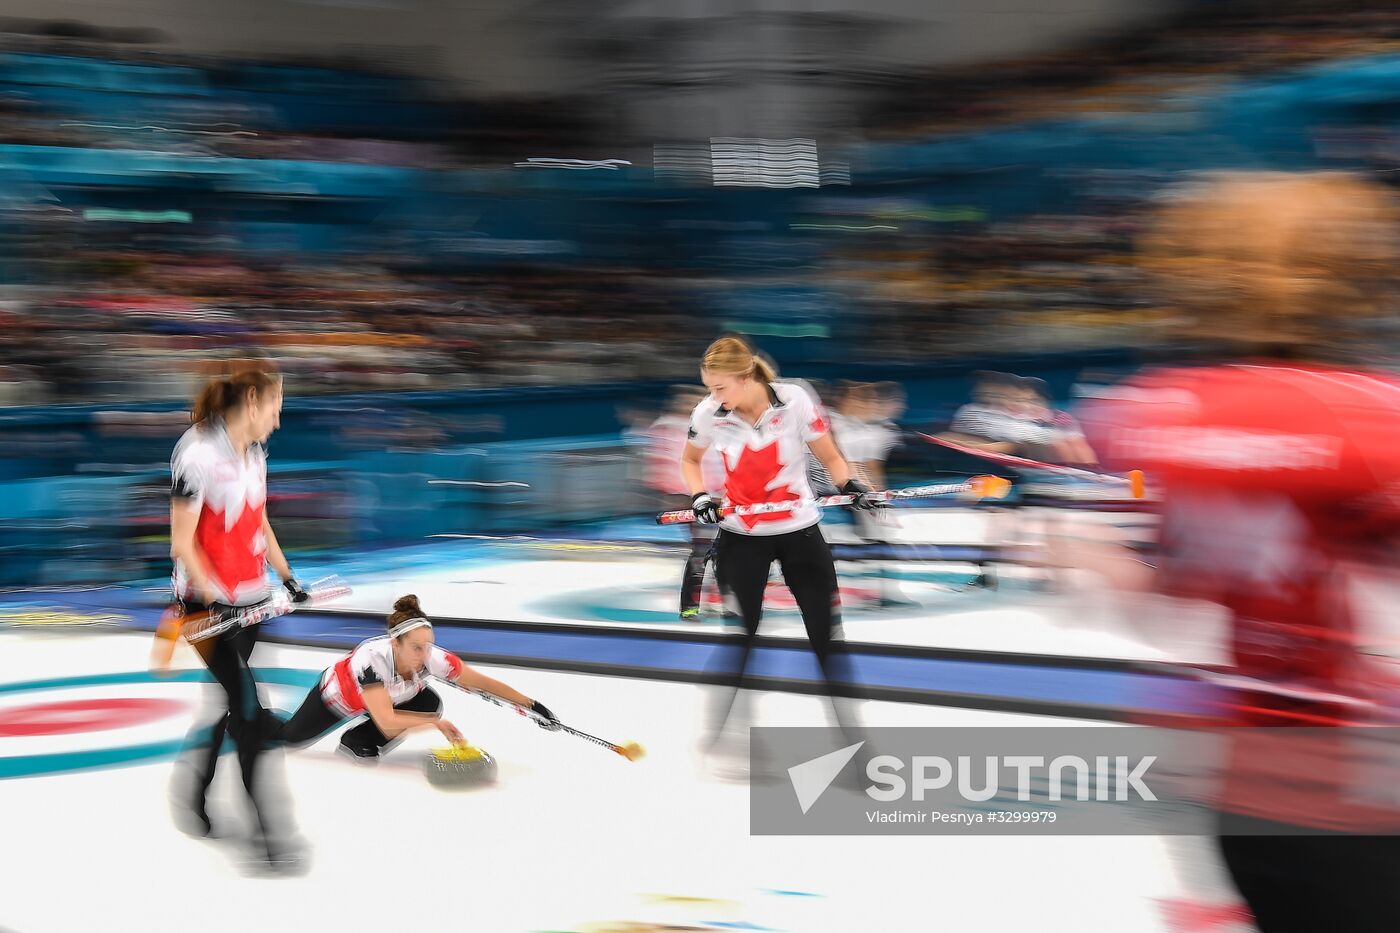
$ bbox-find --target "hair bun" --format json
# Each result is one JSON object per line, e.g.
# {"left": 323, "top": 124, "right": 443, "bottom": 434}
{"left": 393, "top": 594, "right": 422, "bottom": 615}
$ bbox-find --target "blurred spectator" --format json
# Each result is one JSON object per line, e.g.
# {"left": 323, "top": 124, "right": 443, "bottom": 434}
{"left": 644, "top": 386, "right": 725, "bottom": 620}
{"left": 943, "top": 372, "right": 1044, "bottom": 455}
{"left": 1013, "top": 377, "right": 1097, "bottom": 467}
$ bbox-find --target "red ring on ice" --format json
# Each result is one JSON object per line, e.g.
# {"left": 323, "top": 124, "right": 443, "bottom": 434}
{"left": 0, "top": 698, "right": 188, "bottom": 737}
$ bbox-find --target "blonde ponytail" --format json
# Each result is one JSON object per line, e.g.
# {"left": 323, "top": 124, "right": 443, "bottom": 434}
{"left": 701, "top": 336, "right": 776, "bottom": 384}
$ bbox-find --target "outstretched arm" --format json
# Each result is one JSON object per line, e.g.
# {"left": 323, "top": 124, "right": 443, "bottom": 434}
{"left": 454, "top": 663, "right": 535, "bottom": 709}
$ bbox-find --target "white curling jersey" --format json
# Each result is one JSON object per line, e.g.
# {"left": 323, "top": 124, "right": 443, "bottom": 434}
{"left": 687, "top": 380, "right": 831, "bottom": 535}
{"left": 830, "top": 411, "right": 898, "bottom": 466}
{"left": 169, "top": 420, "right": 269, "bottom": 606}
{"left": 321, "top": 635, "right": 463, "bottom": 717}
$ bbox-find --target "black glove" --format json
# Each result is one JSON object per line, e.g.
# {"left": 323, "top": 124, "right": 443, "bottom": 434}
{"left": 530, "top": 699, "right": 561, "bottom": 731}
{"left": 283, "top": 577, "right": 311, "bottom": 604}
{"left": 691, "top": 492, "right": 722, "bottom": 525}
{"left": 187, "top": 601, "right": 237, "bottom": 643}
{"left": 842, "top": 478, "right": 884, "bottom": 511}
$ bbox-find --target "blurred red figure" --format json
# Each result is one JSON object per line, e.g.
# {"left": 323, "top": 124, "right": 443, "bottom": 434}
{"left": 1080, "top": 172, "right": 1400, "bottom": 932}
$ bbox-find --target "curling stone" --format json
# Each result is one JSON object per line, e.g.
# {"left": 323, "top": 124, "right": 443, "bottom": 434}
{"left": 424, "top": 743, "right": 498, "bottom": 789}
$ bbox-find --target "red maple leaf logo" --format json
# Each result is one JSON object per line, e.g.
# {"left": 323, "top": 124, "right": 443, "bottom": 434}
{"left": 196, "top": 502, "right": 266, "bottom": 595}
{"left": 722, "top": 441, "right": 798, "bottom": 530}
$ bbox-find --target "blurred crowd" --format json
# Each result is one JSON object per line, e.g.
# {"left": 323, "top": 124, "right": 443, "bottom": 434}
{"left": 0, "top": 262, "right": 699, "bottom": 406}
{"left": 0, "top": 207, "right": 1160, "bottom": 406}
{"left": 870, "top": 0, "right": 1400, "bottom": 136}
{"left": 0, "top": 19, "right": 588, "bottom": 164}
{"left": 821, "top": 210, "right": 1154, "bottom": 362}
{"left": 3, "top": 1, "right": 1400, "bottom": 408}
{"left": 0, "top": 25, "right": 678, "bottom": 406}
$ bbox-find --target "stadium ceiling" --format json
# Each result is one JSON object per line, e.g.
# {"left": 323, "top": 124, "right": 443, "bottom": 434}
{"left": 0, "top": 0, "right": 1185, "bottom": 98}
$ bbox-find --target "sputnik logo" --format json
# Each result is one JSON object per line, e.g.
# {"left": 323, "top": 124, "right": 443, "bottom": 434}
{"left": 788, "top": 742, "right": 865, "bottom": 814}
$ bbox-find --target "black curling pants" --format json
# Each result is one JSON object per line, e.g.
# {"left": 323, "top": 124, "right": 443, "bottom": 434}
{"left": 706, "top": 524, "right": 861, "bottom": 745}
{"left": 276, "top": 681, "right": 442, "bottom": 754}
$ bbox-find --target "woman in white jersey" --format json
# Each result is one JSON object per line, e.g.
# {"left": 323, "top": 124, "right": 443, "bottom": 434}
{"left": 164, "top": 359, "right": 308, "bottom": 868}
{"left": 682, "top": 336, "right": 880, "bottom": 754}
{"left": 275, "top": 594, "right": 559, "bottom": 757}
{"left": 836, "top": 382, "right": 914, "bottom": 608}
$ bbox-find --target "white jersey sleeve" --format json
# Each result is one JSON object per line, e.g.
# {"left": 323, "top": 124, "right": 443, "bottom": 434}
{"left": 791, "top": 387, "right": 831, "bottom": 444}
{"left": 169, "top": 428, "right": 214, "bottom": 514}
{"left": 687, "top": 396, "right": 720, "bottom": 450}
{"left": 426, "top": 645, "right": 464, "bottom": 682}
